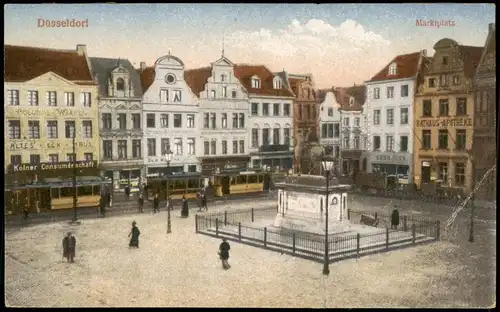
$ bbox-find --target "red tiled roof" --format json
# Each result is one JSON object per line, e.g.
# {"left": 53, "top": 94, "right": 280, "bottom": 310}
{"left": 368, "top": 52, "right": 421, "bottom": 82}
{"left": 234, "top": 64, "right": 295, "bottom": 97}
{"left": 458, "top": 45, "right": 484, "bottom": 78}
{"left": 138, "top": 67, "right": 155, "bottom": 93}
{"left": 4, "top": 45, "right": 94, "bottom": 84}
{"left": 184, "top": 67, "right": 212, "bottom": 97}
{"left": 334, "top": 85, "right": 366, "bottom": 111}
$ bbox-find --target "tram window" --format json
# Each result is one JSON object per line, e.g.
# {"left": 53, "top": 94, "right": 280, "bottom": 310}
{"left": 60, "top": 187, "right": 75, "bottom": 197}
{"left": 93, "top": 185, "right": 101, "bottom": 195}
{"left": 50, "top": 188, "right": 60, "bottom": 198}
{"left": 187, "top": 179, "right": 199, "bottom": 189}
{"left": 231, "top": 177, "right": 237, "bottom": 185}
{"left": 79, "top": 186, "right": 93, "bottom": 196}
{"left": 258, "top": 175, "right": 264, "bottom": 183}
{"left": 248, "top": 175, "right": 258, "bottom": 183}
{"left": 240, "top": 175, "right": 248, "bottom": 184}
{"left": 174, "top": 179, "right": 186, "bottom": 190}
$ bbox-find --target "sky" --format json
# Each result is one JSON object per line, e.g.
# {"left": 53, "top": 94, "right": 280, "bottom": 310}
{"left": 4, "top": 3, "right": 495, "bottom": 89}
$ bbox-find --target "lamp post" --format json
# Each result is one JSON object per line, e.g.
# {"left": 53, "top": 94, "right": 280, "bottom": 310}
{"left": 469, "top": 156, "right": 475, "bottom": 243}
{"left": 321, "top": 157, "right": 335, "bottom": 275}
{"left": 164, "top": 148, "right": 173, "bottom": 234}
{"left": 71, "top": 131, "right": 78, "bottom": 223}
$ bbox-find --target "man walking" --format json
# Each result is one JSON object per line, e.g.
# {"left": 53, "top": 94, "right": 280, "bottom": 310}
{"left": 201, "top": 191, "right": 208, "bottom": 212}
{"left": 218, "top": 238, "right": 231, "bottom": 270}
{"left": 153, "top": 193, "right": 160, "bottom": 214}
{"left": 138, "top": 192, "right": 144, "bottom": 213}
{"left": 391, "top": 208, "right": 400, "bottom": 230}
{"left": 62, "top": 232, "right": 76, "bottom": 263}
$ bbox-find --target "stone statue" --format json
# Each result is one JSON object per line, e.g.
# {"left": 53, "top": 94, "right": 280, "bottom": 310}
{"left": 293, "top": 132, "right": 304, "bottom": 174}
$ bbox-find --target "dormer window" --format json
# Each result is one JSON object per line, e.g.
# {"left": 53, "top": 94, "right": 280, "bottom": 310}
{"left": 273, "top": 77, "right": 282, "bottom": 89}
{"left": 349, "top": 97, "right": 354, "bottom": 107}
{"left": 221, "top": 74, "right": 228, "bottom": 82}
{"left": 116, "top": 78, "right": 125, "bottom": 91}
{"left": 442, "top": 56, "right": 448, "bottom": 65}
{"left": 251, "top": 77, "right": 261, "bottom": 89}
{"left": 388, "top": 63, "right": 397, "bottom": 76}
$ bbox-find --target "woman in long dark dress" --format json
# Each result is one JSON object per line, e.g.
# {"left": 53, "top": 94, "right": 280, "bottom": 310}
{"left": 128, "top": 221, "right": 140, "bottom": 248}
{"left": 181, "top": 195, "right": 189, "bottom": 217}
{"left": 218, "top": 238, "right": 231, "bottom": 269}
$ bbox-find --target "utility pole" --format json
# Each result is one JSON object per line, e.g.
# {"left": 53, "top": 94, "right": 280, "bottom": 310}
{"left": 72, "top": 133, "right": 78, "bottom": 223}
{"left": 469, "top": 158, "right": 475, "bottom": 243}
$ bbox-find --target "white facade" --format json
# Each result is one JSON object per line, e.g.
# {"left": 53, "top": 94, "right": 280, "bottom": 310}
{"left": 340, "top": 110, "right": 364, "bottom": 150}
{"left": 197, "top": 56, "right": 249, "bottom": 170}
{"left": 141, "top": 54, "right": 200, "bottom": 176}
{"left": 363, "top": 78, "right": 415, "bottom": 178}
{"left": 319, "top": 91, "right": 341, "bottom": 157}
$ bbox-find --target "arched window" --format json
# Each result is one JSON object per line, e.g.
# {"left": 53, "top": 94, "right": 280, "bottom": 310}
{"left": 116, "top": 78, "right": 125, "bottom": 91}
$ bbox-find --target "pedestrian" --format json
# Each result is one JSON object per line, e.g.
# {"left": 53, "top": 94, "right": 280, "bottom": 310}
{"left": 391, "top": 208, "right": 400, "bottom": 230}
{"left": 124, "top": 185, "right": 131, "bottom": 200}
{"left": 201, "top": 192, "right": 208, "bottom": 212}
{"left": 138, "top": 192, "right": 144, "bottom": 213}
{"left": 128, "top": 221, "right": 140, "bottom": 248}
{"left": 181, "top": 195, "right": 189, "bottom": 218}
{"left": 22, "top": 206, "right": 30, "bottom": 223}
{"left": 218, "top": 238, "right": 231, "bottom": 270}
{"left": 99, "top": 195, "right": 106, "bottom": 217}
{"left": 196, "top": 190, "right": 202, "bottom": 212}
{"left": 153, "top": 193, "right": 160, "bottom": 213}
{"left": 62, "top": 232, "right": 76, "bottom": 263}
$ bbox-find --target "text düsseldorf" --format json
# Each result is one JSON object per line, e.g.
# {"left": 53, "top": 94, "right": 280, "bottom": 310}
{"left": 38, "top": 18, "right": 89, "bottom": 28}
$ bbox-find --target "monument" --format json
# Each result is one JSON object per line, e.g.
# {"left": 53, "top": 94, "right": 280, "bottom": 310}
{"left": 274, "top": 174, "right": 351, "bottom": 234}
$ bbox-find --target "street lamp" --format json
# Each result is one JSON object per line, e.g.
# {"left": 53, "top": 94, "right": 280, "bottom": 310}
{"left": 469, "top": 155, "right": 475, "bottom": 243}
{"left": 321, "top": 156, "right": 336, "bottom": 275}
{"left": 164, "top": 148, "right": 173, "bottom": 234}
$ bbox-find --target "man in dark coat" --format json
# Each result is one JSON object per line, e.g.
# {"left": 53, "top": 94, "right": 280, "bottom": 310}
{"left": 124, "top": 185, "right": 131, "bottom": 200}
{"left": 218, "top": 238, "right": 231, "bottom": 270}
{"left": 201, "top": 192, "right": 208, "bottom": 212}
{"left": 153, "top": 193, "right": 160, "bottom": 213}
{"left": 128, "top": 221, "right": 140, "bottom": 248}
{"left": 181, "top": 195, "right": 189, "bottom": 217}
{"left": 138, "top": 192, "right": 144, "bottom": 213}
{"left": 99, "top": 196, "right": 106, "bottom": 217}
{"left": 391, "top": 208, "right": 400, "bottom": 230}
{"left": 62, "top": 232, "right": 76, "bottom": 263}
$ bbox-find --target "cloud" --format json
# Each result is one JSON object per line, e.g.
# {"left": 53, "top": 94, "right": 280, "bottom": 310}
{"left": 226, "top": 19, "right": 392, "bottom": 88}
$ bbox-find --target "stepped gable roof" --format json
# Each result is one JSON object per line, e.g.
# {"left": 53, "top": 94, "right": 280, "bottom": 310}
{"left": 4, "top": 44, "right": 94, "bottom": 84}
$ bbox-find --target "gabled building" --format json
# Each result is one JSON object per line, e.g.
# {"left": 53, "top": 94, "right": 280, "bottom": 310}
{"left": 336, "top": 85, "right": 366, "bottom": 175}
{"left": 472, "top": 23, "right": 496, "bottom": 200}
{"left": 318, "top": 88, "right": 341, "bottom": 159}
{"left": 89, "top": 57, "right": 143, "bottom": 191}
{"left": 139, "top": 53, "right": 200, "bottom": 178}
{"left": 275, "top": 71, "right": 320, "bottom": 173}
{"left": 364, "top": 51, "right": 426, "bottom": 183}
{"left": 4, "top": 44, "right": 100, "bottom": 191}
{"left": 235, "top": 65, "right": 295, "bottom": 171}
{"left": 413, "top": 39, "right": 483, "bottom": 195}
{"left": 184, "top": 53, "right": 250, "bottom": 178}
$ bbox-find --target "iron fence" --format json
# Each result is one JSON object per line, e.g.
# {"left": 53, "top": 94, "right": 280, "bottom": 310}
{"left": 196, "top": 207, "right": 440, "bottom": 264}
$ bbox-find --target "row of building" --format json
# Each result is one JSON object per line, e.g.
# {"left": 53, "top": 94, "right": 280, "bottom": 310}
{"left": 4, "top": 45, "right": 319, "bottom": 191}
{"left": 318, "top": 23, "right": 496, "bottom": 198}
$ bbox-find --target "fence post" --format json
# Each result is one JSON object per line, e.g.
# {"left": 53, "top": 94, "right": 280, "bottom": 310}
{"left": 412, "top": 224, "right": 416, "bottom": 244}
{"left": 347, "top": 209, "right": 351, "bottom": 221}
{"left": 374, "top": 212, "right": 378, "bottom": 220}
{"left": 264, "top": 227, "right": 267, "bottom": 247}
{"left": 403, "top": 216, "right": 408, "bottom": 232}
{"left": 251, "top": 208, "right": 254, "bottom": 222}
{"left": 215, "top": 218, "right": 219, "bottom": 237}
{"left": 195, "top": 214, "right": 199, "bottom": 233}
{"left": 356, "top": 233, "right": 360, "bottom": 258}
{"left": 238, "top": 222, "right": 242, "bottom": 242}
{"left": 436, "top": 220, "right": 440, "bottom": 239}
{"left": 292, "top": 232, "right": 296, "bottom": 254}
{"left": 224, "top": 210, "right": 227, "bottom": 226}
{"left": 386, "top": 227, "right": 389, "bottom": 250}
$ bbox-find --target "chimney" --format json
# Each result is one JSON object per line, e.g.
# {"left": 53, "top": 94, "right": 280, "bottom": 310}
{"left": 76, "top": 44, "right": 86, "bottom": 56}
{"left": 140, "top": 62, "right": 146, "bottom": 71}
{"left": 489, "top": 23, "right": 495, "bottom": 32}
{"left": 421, "top": 49, "right": 427, "bottom": 57}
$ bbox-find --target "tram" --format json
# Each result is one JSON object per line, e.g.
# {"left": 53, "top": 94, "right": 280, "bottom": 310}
{"left": 145, "top": 172, "right": 205, "bottom": 200}
{"left": 213, "top": 170, "right": 272, "bottom": 197}
{"left": 4, "top": 176, "right": 110, "bottom": 214}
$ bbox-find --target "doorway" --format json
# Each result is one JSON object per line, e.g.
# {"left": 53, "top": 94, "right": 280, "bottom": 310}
{"left": 421, "top": 162, "right": 431, "bottom": 183}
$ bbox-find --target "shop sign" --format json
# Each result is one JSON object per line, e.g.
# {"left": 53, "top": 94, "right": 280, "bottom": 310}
{"left": 416, "top": 117, "right": 472, "bottom": 128}
{"left": 370, "top": 152, "right": 409, "bottom": 165}
{"left": 8, "top": 161, "right": 97, "bottom": 173}
{"left": 6, "top": 107, "right": 91, "bottom": 118}
{"left": 7, "top": 140, "right": 93, "bottom": 151}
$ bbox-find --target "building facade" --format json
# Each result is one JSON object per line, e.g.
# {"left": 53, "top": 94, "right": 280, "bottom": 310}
{"left": 318, "top": 89, "right": 341, "bottom": 162}
{"left": 90, "top": 57, "right": 143, "bottom": 191}
{"left": 336, "top": 85, "right": 366, "bottom": 175}
{"left": 364, "top": 51, "right": 425, "bottom": 182}
{"left": 139, "top": 54, "right": 200, "bottom": 178}
{"left": 235, "top": 65, "right": 295, "bottom": 171}
{"left": 276, "top": 72, "right": 320, "bottom": 173}
{"left": 5, "top": 44, "right": 100, "bottom": 185}
{"left": 413, "top": 39, "right": 483, "bottom": 194}
{"left": 472, "top": 23, "right": 496, "bottom": 200}
{"left": 184, "top": 54, "right": 249, "bottom": 176}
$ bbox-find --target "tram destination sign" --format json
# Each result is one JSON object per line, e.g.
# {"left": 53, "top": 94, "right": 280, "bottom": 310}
{"left": 8, "top": 161, "right": 97, "bottom": 173}
{"left": 416, "top": 117, "right": 472, "bottom": 128}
